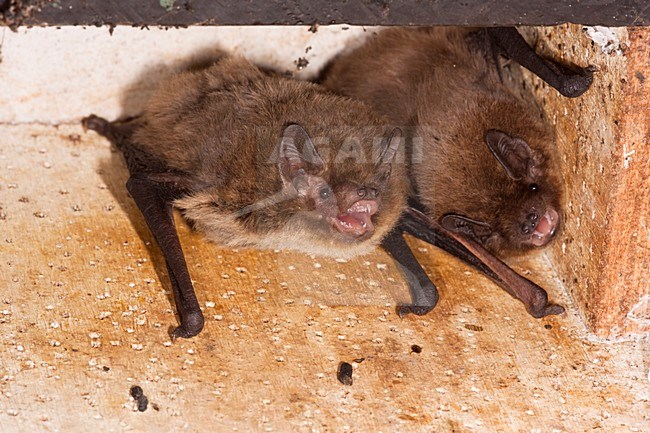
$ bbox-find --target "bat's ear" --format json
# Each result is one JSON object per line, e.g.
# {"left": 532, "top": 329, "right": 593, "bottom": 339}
{"left": 375, "top": 128, "right": 402, "bottom": 183}
{"left": 485, "top": 130, "right": 534, "bottom": 181}
{"left": 277, "top": 124, "right": 325, "bottom": 185}
{"left": 441, "top": 213, "right": 493, "bottom": 243}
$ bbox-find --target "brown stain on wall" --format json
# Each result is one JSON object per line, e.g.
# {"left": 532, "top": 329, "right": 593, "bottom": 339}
{"left": 595, "top": 28, "right": 650, "bottom": 337}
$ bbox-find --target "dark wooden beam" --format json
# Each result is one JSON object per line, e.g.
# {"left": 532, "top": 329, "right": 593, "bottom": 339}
{"left": 2, "top": 0, "right": 649, "bottom": 30}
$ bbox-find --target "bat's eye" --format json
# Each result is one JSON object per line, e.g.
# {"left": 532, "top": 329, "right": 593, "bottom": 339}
{"left": 319, "top": 186, "right": 333, "bottom": 200}
{"left": 529, "top": 183, "right": 539, "bottom": 192}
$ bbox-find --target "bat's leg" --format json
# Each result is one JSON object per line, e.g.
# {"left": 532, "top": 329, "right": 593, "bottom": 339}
{"left": 404, "top": 208, "right": 564, "bottom": 318}
{"left": 487, "top": 27, "right": 594, "bottom": 98}
{"left": 126, "top": 174, "right": 205, "bottom": 339}
{"left": 382, "top": 228, "right": 439, "bottom": 317}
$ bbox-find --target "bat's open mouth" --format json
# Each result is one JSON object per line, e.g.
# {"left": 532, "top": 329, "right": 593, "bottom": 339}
{"left": 530, "top": 209, "right": 559, "bottom": 246}
{"left": 333, "top": 200, "right": 378, "bottom": 238}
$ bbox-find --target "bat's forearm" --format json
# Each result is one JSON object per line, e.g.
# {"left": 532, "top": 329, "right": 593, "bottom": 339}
{"left": 403, "top": 207, "right": 564, "bottom": 318}
{"left": 382, "top": 228, "right": 439, "bottom": 316}
{"left": 487, "top": 27, "right": 593, "bottom": 98}
{"left": 127, "top": 175, "right": 205, "bottom": 338}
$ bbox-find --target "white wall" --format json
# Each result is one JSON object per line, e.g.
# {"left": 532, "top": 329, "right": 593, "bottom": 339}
{"left": 0, "top": 25, "right": 376, "bottom": 124}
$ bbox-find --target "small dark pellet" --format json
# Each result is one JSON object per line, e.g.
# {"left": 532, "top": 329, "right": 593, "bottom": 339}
{"left": 137, "top": 395, "right": 149, "bottom": 412}
{"left": 337, "top": 362, "right": 353, "bottom": 386}
{"left": 411, "top": 344, "right": 423, "bottom": 354}
{"left": 130, "top": 385, "right": 143, "bottom": 399}
{"left": 544, "top": 324, "right": 553, "bottom": 330}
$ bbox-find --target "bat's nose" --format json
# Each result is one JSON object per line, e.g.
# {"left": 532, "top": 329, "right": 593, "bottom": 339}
{"left": 520, "top": 211, "right": 539, "bottom": 235}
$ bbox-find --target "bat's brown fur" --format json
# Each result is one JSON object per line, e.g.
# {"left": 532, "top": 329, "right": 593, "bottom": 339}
{"left": 131, "top": 54, "right": 407, "bottom": 258}
{"left": 323, "top": 27, "right": 563, "bottom": 256}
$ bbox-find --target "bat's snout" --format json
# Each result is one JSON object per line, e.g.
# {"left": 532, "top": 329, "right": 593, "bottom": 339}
{"left": 524, "top": 208, "right": 559, "bottom": 247}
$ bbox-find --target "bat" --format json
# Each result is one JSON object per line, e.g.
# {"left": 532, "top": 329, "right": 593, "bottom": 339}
{"left": 323, "top": 27, "right": 593, "bottom": 317}
{"left": 83, "top": 53, "right": 407, "bottom": 338}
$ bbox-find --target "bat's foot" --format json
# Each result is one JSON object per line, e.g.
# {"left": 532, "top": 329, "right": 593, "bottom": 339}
{"left": 81, "top": 114, "right": 111, "bottom": 135}
{"left": 557, "top": 66, "right": 595, "bottom": 98}
{"left": 170, "top": 311, "right": 205, "bottom": 339}
{"left": 397, "top": 304, "right": 436, "bottom": 318}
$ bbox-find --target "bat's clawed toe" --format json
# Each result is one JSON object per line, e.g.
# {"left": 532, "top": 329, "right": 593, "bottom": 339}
{"left": 170, "top": 311, "right": 205, "bottom": 340}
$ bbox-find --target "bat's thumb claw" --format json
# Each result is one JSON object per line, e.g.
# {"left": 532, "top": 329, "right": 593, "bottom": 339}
{"left": 396, "top": 305, "right": 413, "bottom": 318}
{"left": 530, "top": 303, "right": 565, "bottom": 318}
{"left": 81, "top": 114, "right": 110, "bottom": 135}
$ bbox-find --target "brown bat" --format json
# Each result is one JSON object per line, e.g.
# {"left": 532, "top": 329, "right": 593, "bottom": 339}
{"left": 83, "top": 53, "right": 407, "bottom": 338}
{"left": 323, "top": 27, "right": 593, "bottom": 317}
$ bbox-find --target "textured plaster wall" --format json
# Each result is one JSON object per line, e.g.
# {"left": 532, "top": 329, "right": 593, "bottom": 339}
{"left": 517, "top": 25, "right": 649, "bottom": 339}
{"left": 1, "top": 24, "right": 647, "bottom": 339}
{"left": 0, "top": 25, "right": 374, "bottom": 123}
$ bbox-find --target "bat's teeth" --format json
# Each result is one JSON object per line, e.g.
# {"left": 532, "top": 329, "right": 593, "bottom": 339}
{"left": 350, "top": 203, "right": 370, "bottom": 213}
{"left": 348, "top": 201, "right": 378, "bottom": 216}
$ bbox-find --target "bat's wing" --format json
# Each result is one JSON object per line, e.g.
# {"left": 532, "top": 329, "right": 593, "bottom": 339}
{"left": 83, "top": 115, "right": 204, "bottom": 338}
{"left": 395, "top": 203, "right": 564, "bottom": 318}
{"left": 486, "top": 27, "right": 594, "bottom": 98}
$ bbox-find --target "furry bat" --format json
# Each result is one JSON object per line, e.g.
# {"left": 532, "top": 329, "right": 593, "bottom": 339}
{"left": 83, "top": 53, "right": 407, "bottom": 338}
{"left": 323, "top": 27, "right": 593, "bottom": 317}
